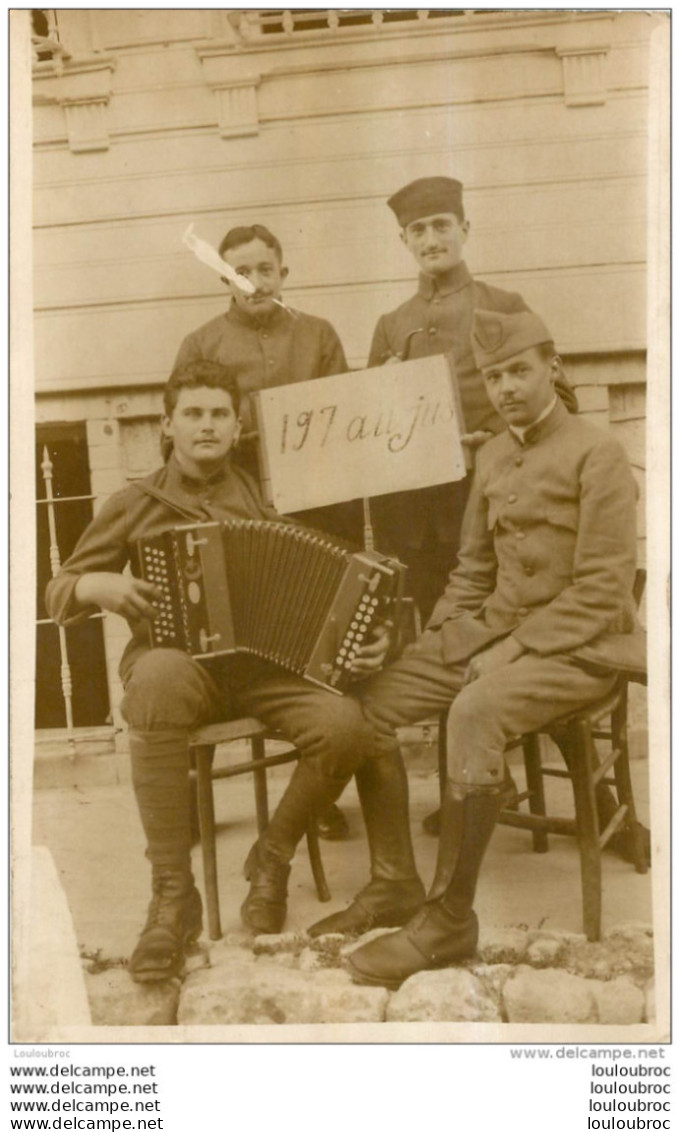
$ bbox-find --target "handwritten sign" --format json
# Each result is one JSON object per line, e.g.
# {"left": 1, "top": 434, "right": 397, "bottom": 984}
{"left": 253, "top": 355, "right": 467, "bottom": 513}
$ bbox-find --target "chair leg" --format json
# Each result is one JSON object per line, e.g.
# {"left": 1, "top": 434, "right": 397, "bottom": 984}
{"left": 559, "top": 720, "right": 602, "bottom": 942}
{"left": 195, "top": 744, "right": 222, "bottom": 941}
{"left": 305, "top": 823, "right": 331, "bottom": 903}
{"left": 251, "top": 733, "right": 269, "bottom": 834}
{"left": 610, "top": 685, "right": 648, "bottom": 874}
{"left": 522, "top": 733, "right": 549, "bottom": 853}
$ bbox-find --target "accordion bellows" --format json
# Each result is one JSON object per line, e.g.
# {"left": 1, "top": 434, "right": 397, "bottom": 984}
{"left": 136, "top": 520, "right": 406, "bottom": 694}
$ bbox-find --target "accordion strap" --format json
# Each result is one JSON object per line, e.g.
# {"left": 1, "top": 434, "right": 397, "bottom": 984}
{"left": 132, "top": 480, "right": 206, "bottom": 522}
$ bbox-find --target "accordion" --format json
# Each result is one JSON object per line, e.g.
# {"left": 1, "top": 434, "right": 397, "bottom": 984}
{"left": 135, "top": 520, "right": 406, "bottom": 694}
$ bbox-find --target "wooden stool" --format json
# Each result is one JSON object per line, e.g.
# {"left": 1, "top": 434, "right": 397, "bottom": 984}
{"left": 189, "top": 717, "right": 331, "bottom": 940}
{"left": 435, "top": 671, "right": 648, "bottom": 941}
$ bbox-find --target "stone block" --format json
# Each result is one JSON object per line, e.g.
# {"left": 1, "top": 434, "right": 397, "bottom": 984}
{"left": 177, "top": 965, "right": 388, "bottom": 1025}
{"left": 565, "top": 926, "right": 654, "bottom": 982}
{"left": 526, "top": 937, "right": 565, "bottom": 968}
{"left": 308, "top": 933, "right": 346, "bottom": 963}
{"left": 468, "top": 964, "right": 514, "bottom": 1011}
{"left": 298, "top": 948, "right": 328, "bottom": 973}
{"left": 255, "top": 951, "right": 299, "bottom": 968}
{"left": 85, "top": 968, "right": 179, "bottom": 1027}
{"left": 206, "top": 939, "right": 256, "bottom": 969}
{"left": 503, "top": 967, "right": 597, "bottom": 1024}
{"left": 602, "top": 924, "right": 655, "bottom": 975}
{"left": 184, "top": 946, "right": 210, "bottom": 976}
{"left": 564, "top": 942, "right": 618, "bottom": 982}
{"left": 477, "top": 926, "right": 530, "bottom": 964}
{"left": 252, "top": 931, "right": 307, "bottom": 955}
{"left": 592, "top": 977, "right": 645, "bottom": 1025}
{"left": 604, "top": 922, "right": 653, "bottom": 944}
{"left": 387, "top": 969, "right": 501, "bottom": 1024}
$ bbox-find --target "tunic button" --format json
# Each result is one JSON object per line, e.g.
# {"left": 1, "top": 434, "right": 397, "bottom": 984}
{"left": 524, "top": 565, "right": 534, "bottom": 576}
{"left": 515, "top": 530, "right": 525, "bottom": 540}
{"left": 261, "top": 332, "right": 268, "bottom": 339}
{"left": 518, "top": 607, "right": 529, "bottom": 618}
{"left": 428, "top": 327, "right": 437, "bottom": 336}
{"left": 515, "top": 457, "right": 523, "bottom": 467}
{"left": 508, "top": 494, "right": 517, "bottom": 503}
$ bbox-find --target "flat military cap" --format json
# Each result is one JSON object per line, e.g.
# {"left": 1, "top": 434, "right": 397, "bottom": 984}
{"left": 471, "top": 309, "right": 553, "bottom": 370}
{"left": 387, "top": 176, "right": 464, "bottom": 227}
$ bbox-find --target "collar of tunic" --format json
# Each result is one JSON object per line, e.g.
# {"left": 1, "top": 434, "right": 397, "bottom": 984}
{"left": 508, "top": 395, "right": 559, "bottom": 444}
{"left": 505, "top": 396, "right": 567, "bottom": 449}
{"left": 225, "top": 300, "right": 292, "bottom": 331}
{"left": 417, "top": 260, "right": 472, "bottom": 300}
{"left": 164, "top": 450, "right": 232, "bottom": 492}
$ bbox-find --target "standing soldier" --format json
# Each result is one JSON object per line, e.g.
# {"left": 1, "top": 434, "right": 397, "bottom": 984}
{"left": 367, "top": 176, "right": 578, "bottom": 624}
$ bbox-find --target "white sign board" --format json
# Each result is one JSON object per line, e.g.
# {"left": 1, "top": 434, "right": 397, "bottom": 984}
{"left": 254, "top": 355, "right": 467, "bottom": 513}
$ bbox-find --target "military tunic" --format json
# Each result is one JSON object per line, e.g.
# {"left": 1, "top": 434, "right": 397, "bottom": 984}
{"left": 173, "top": 301, "right": 360, "bottom": 543}
{"left": 173, "top": 302, "right": 348, "bottom": 436}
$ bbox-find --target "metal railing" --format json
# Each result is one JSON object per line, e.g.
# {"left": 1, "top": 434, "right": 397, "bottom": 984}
{"left": 38, "top": 445, "right": 108, "bottom": 754}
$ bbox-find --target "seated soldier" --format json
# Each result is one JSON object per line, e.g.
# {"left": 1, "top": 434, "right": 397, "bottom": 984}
{"left": 340, "top": 308, "right": 647, "bottom": 988}
{"left": 45, "top": 361, "right": 425, "bottom": 983}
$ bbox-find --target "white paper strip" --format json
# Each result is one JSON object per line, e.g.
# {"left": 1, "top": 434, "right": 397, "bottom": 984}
{"left": 182, "top": 223, "right": 255, "bottom": 294}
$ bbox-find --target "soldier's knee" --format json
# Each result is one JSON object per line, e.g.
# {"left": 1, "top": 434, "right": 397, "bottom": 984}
{"left": 303, "top": 697, "right": 374, "bottom": 779}
{"left": 121, "top": 649, "right": 215, "bottom": 730}
{"left": 445, "top": 686, "right": 505, "bottom": 788}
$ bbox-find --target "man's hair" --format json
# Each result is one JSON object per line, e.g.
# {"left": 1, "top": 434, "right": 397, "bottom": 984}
{"left": 163, "top": 360, "right": 241, "bottom": 417}
{"left": 218, "top": 224, "right": 283, "bottom": 262}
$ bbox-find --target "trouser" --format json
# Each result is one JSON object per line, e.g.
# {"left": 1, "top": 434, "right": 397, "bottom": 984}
{"left": 361, "top": 629, "right": 617, "bottom": 789}
{"left": 121, "top": 648, "right": 374, "bottom": 870}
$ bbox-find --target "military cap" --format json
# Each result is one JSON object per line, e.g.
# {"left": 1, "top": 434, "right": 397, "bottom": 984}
{"left": 387, "top": 176, "right": 464, "bottom": 227}
{"left": 471, "top": 309, "right": 553, "bottom": 370}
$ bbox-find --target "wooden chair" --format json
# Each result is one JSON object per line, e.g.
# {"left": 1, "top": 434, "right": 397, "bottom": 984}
{"left": 436, "top": 570, "right": 648, "bottom": 941}
{"left": 189, "top": 717, "right": 331, "bottom": 940}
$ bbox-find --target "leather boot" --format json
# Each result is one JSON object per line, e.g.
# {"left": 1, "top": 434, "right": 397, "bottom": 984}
{"left": 422, "top": 762, "right": 519, "bottom": 837}
{"left": 129, "top": 869, "right": 203, "bottom": 982}
{"left": 130, "top": 729, "right": 193, "bottom": 867}
{"left": 308, "top": 751, "right": 425, "bottom": 937}
{"left": 241, "top": 756, "right": 351, "bottom": 934}
{"left": 128, "top": 729, "right": 202, "bottom": 979}
{"left": 347, "top": 782, "right": 501, "bottom": 989}
{"left": 241, "top": 840, "right": 291, "bottom": 934}
{"left": 316, "top": 803, "right": 350, "bottom": 841}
